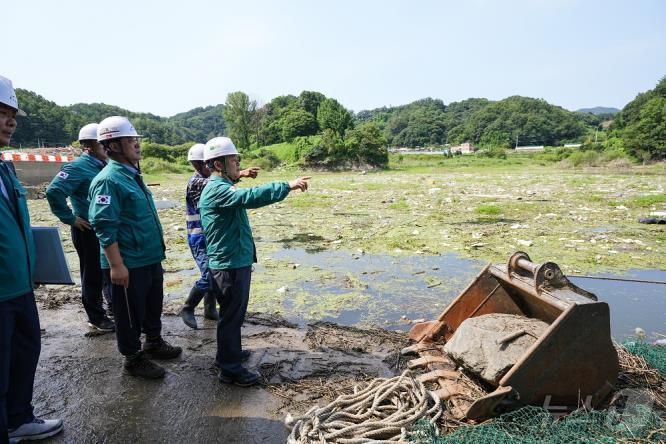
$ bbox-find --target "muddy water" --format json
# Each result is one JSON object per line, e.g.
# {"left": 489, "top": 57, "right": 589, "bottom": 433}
{"left": 271, "top": 248, "right": 665, "bottom": 341}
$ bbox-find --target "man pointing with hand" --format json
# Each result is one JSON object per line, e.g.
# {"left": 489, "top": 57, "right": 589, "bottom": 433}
{"left": 199, "top": 136, "right": 310, "bottom": 387}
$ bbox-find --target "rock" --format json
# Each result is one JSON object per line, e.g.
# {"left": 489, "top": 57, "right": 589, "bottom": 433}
{"left": 444, "top": 314, "right": 549, "bottom": 386}
{"left": 517, "top": 239, "right": 533, "bottom": 247}
{"left": 635, "top": 327, "right": 646, "bottom": 340}
{"left": 276, "top": 286, "right": 288, "bottom": 294}
{"left": 428, "top": 188, "right": 441, "bottom": 194}
{"left": 412, "top": 230, "right": 419, "bottom": 235}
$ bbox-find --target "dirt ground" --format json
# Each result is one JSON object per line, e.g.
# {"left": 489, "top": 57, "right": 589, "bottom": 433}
{"left": 32, "top": 286, "right": 408, "bottom": 443}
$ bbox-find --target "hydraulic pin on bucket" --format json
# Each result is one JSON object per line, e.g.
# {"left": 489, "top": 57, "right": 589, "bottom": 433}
{"left": 402, "top": 252, "right": 619, "bottom": 421}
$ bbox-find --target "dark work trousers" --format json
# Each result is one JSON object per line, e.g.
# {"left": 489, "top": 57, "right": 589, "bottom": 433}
{"left": 189, "top": 240, "right": 212, "bottom": 292}
{"left": 102, "top": 263, "right": 164, "bottom": 356}
{"left": 71, "top": 226, "right": 112, "bottom": 323}
{"left": 0, "top": 292, "right": 40, "bottom": 440}
{"left": 211, "top": 266, "right": 252, "bottom": 373}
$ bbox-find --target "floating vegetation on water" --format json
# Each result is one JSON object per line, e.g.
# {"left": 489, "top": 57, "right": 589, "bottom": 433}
{"left": 26, "top": 163, "right": 666, "bottom": 332}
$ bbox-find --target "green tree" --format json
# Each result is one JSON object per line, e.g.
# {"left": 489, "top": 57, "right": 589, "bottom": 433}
{"left": 612, "top": 76, "right": 666, "bottom": 160}
{"left": 345, "top": 122, "right": 388, "bottom": 166}
{"left": 279, "top": 107, "right": 318, "bottom": 141}
{"left": 299, "top": 91, "right": 326, "bottom": 119}
{"left": 317, "top": 98, "right": 352, "bottom": 136}
{"left": 223, "top": 91, "right": 256, "bottom": 151}
{"left": 622, "top": 96, "right": 666, "bottom": 159}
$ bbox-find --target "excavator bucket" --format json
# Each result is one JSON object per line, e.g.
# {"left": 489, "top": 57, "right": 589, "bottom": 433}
{"left": 403, "top": 252, "right": 619, "bottom": 421}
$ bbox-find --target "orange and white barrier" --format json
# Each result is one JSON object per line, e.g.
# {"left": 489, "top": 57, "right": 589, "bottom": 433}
{"left": 1, "top": 153, "right": 75, "bottom": 163}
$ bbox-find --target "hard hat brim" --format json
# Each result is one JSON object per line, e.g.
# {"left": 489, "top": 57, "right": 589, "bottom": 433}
{"left": 16, "top": 108, "right": 26, "bottom": 117}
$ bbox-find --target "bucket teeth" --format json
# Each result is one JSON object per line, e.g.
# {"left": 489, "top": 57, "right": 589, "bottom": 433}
{"left": 432, "top": 383, "right": 463, "bottom": 401}
{"left": 401, "top": 343, "right": 444, "bottom": 355}
{"left": 407, "top": 355, "right": 451, "bottom": 368}
{"left": 417, "top": 369, "right": 460, "bottom": 383}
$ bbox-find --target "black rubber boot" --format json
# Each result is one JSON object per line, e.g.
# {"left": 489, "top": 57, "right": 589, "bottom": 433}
{"left": 181, "top": 286, "right": 205, "bottom": 329}
{"left": 203, "top": 292, "right": 219, "bottom": 321}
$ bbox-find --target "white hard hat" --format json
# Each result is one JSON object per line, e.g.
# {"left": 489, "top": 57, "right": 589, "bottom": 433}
{"left": 78, "top": 123, "right": 99, "bottom": 141}
{"left": 187, "top": 143, "right": 206, "bottom": 161}
{"left": 97, "top": 116, "right": 142, "bottom": 142}
{"left": 203, "top": 137, "right": 238, "bottom": 161}
{"left": 0, "top": 75, "right": 27, "bottom": 116}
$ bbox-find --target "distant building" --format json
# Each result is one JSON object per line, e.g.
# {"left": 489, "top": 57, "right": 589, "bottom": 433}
{"left": 451, "top": 142, "right": 476, "bottom": 154}
{"left": 564, "top": 143, "right": 582, "bottom": 148}
{"left": 515, "top": 145, "right": 544, "bottom": 152}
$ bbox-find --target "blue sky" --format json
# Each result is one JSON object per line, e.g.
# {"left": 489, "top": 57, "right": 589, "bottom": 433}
{"left": 4, "top": 0, "right": 665, "bottom": 116}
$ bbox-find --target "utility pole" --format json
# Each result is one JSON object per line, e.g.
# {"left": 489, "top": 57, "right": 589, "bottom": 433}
{"left": 594, "top": 123, "right": 602, "bottom": 143}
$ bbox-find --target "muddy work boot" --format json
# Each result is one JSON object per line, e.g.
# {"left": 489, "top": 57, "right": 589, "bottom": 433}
{"left": 123, "top": 351, "right": 165, "bottom": 379}
{"left": 203, "top": 292, "right": 219, "bottom": 321}
{"left": 180, "top": 286, "right": 205, "bottom": 329}
{"left": 143, "top": 336, "right": 182, "bottom": 360}
{"left": 218, "top": 367, "right": 259, "bottom": 387}
{"left": 88, "top": 316, "right": 115, "bottom": 332}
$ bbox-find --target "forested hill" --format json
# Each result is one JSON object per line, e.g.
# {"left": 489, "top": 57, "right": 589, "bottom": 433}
{"left": 355, "top": 96, "right": 605, "bottom": 148}
{"left": 11, "top": 90, "right": 225, "bottom": 147}
{"left": 576, "top": 106, "right": 620, "bottom": 115}
{"left": 8, "top": 88, "right": 613, "bottom": 149}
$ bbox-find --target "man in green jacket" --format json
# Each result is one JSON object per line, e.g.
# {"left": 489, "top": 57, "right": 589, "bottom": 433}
{"left": 199, "top": 136, "right": 310, "bottom": 386}
{"left": 0, "top": 74, "right": 63, "bottom": 442}
{"left": 89, "top": 116, "right": 181, "bottom": 379}
{"left": 46, "top": 123, "right": 114, "bottom": 332}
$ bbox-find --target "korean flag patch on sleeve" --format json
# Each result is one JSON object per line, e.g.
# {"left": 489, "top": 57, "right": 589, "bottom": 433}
{"left": 57, "top": 171, "right": 69, "bottom": 179}
{"left": 95, "top": 195, "right": 111, "bottom": 205}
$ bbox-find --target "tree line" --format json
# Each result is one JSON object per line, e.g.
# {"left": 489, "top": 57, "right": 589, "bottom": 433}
{"left": 7, "top": 76, "right": 664, "bottom": 163}
{"left": 11, "top": 90, "right": 226, "bottom": 147}
{"left": 608, "top": 76, "right": 665, "bottom": 160}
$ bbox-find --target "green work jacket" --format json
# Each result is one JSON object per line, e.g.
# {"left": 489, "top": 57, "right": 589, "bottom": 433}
{"left": 88, "top": 160, "right": 165, "bottom": 269}
{"left": 0, "top": 160, "right": 36, "bottom": 301}
{"left": 199, "top": 175, "right": 289, "bottom": 270}
{"left": 46, "top": 153, "right": 106, "bottom": 225}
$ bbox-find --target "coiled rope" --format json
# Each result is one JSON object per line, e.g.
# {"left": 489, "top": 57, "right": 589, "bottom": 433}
{"left": 285, "top": 370, "right": 443, "bottom": 443}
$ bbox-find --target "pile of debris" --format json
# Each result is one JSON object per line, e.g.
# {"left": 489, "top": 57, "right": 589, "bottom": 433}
{"left": 284, "top": 252, "right": 665, "bottom": 443}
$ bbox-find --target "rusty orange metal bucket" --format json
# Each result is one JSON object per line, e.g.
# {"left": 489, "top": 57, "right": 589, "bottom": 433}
{"left": 403, "top": 252, "right": 619, "bottom": 421}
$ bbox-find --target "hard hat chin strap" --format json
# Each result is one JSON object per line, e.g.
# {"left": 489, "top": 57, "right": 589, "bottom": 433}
{"left": 218, "top": 157, "right": 239, "bottom": 184}
{"left": 106, "top": 140, "right": 131, "bottom": 165}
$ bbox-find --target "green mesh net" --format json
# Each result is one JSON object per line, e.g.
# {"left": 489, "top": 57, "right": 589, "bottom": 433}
{"left": 410, "top": 405, "right": 665, "bottom": 443}
{"left": 410, "top": 342, "right": 666, "bottom": 444}
{"left": 624, "top": 341, "right": 666, "bottom": 376}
